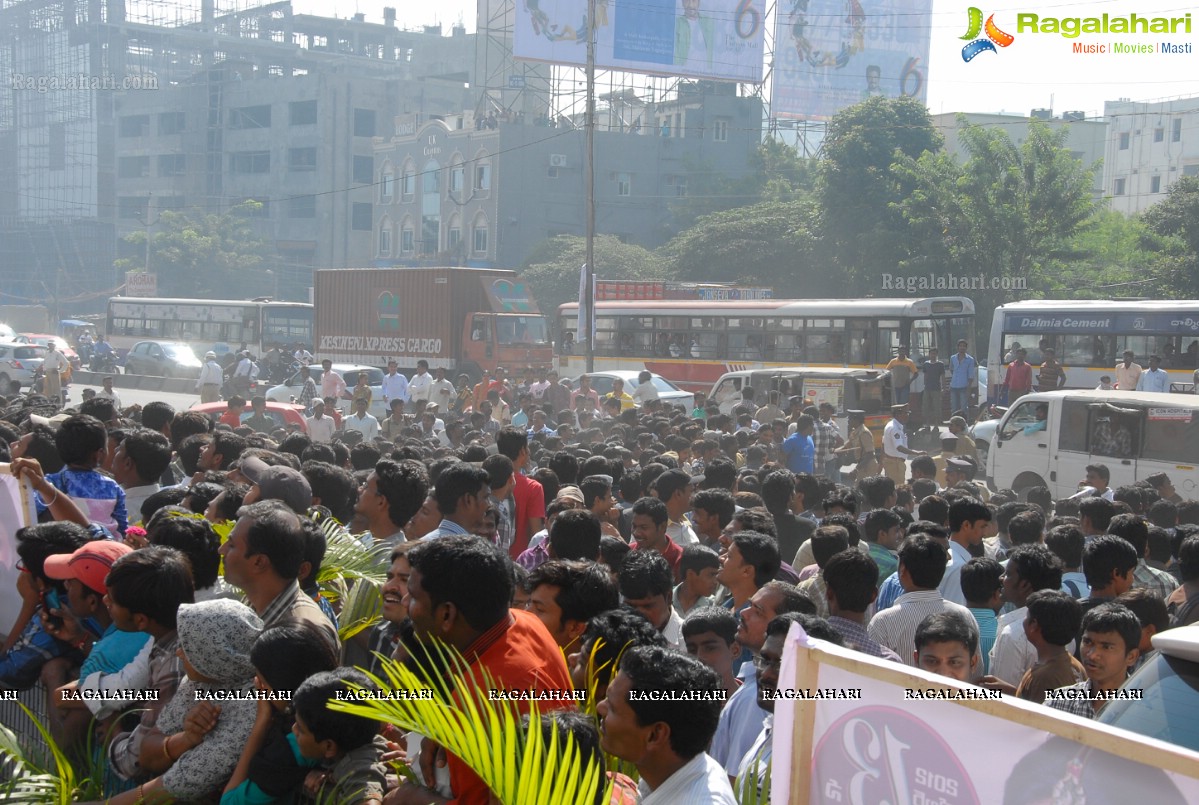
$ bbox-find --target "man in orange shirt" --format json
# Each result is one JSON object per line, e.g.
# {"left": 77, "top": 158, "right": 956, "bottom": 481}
{"left": 389, "top": 536, "right": 574, "bottom": 805}
{"left": 1003, "top": 348, "right": 1034, "bottom": 403}
{"left": 218, "top": 395, "right": 246, "bottom": 428}
{"left": 472, "top": 369, "right": 493, "bottom": 412}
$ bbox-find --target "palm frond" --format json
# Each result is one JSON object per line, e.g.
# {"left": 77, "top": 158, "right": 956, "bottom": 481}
{"left": 327, "top": 637, "right": 613, "bottom": 805}
{"left": 316, "top": 520, "right": 389, "bottom": 596}
{"left": 330, "top": 576, "right": 383, "bottom": 641}
{"left": 0, "top": 703, "right": 105, "bottom": 804}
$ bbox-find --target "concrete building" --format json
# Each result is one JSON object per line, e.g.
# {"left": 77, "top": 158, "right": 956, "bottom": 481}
{"left": 1103, "top": 96, "right": 1199, "bottom": 215}
{"left": 372, "top": 84, "right": 763, "bottom": 269}
{"left": 931, "top": 110, "right": 1108, "bottom": 201}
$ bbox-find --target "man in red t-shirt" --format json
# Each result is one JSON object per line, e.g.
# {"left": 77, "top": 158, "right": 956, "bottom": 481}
{"left": 218, "top": 395, "right": 246, "bottom": 428}
{"left": 495, "top": 426, "right": 545, "bottom": 559}
{"left": 1003, "top": 348, "right": 1034, "bottom": 403}
{"left": 392, "top": 536, "right": 575, "bottom": 805}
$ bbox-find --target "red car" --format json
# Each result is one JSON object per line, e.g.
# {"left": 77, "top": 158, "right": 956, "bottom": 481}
{"left": 188, "top": 401, "right": 313, "bottom": 434}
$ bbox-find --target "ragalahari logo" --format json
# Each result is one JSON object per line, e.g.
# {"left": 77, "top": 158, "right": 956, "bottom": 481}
{"left": 961, "top": 8, "right": 1015, "bottom": 61}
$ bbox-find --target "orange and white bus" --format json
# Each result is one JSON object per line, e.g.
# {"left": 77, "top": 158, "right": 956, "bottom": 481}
{"left": 557, "top": 297, "right": 975, "bottom": 391}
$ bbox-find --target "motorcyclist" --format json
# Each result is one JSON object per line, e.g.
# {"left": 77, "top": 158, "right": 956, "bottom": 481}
{"left": 90, "top": 334, "right": 116, "bottom": 371}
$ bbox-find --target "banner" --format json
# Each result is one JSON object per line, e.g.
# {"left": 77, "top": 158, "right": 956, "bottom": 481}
{"left": 771, "top": 0, "right": 931, "bottom": 120}
{"left": 772, "top": 624, "right": 1199, "bottom": 804}
{"left": 0, "top": 466, "right": 37, "bottom": 637}
{"left": 513, "top": 0, "right": 766, "bottom": 83}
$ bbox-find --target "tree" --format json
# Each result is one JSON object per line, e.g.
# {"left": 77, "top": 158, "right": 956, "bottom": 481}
{"left": 521, "top": 235, "right": 669, "bottom": 329}
{"left": 1142, "top": 176, "right": 1199, "bottom": 297}
{"left": 659, "top": 200, "right": 818, "bottom": 295}
{"left": 114, "top": 202, "right": 273, "bottom": 299}
{"left": 817, "top": 96, "right": 943, "bottom": 294}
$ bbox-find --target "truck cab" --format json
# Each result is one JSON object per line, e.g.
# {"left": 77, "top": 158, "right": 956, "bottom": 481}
{"left": 462, "top": 312, "right": 552, "bottom": 378}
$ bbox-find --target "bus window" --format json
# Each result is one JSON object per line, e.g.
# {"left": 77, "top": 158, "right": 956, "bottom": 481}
{"left": 1143, "top": 409, "right": 1199, "bottom": 463}
{"left": 1117, "top": 336, "right": 1154, "bottom": 365}
{"left": 875, "top": 320, "right": 901, "bottom": 362}
{"left": 909, "top": 319, "right": 935, "bottom": 364}
{"left": 805, "top": 320, "right": 845, "bottom": 363}
{"left": 1059, "top": 335, "right": 1108, "bottom": 369}
{"left": 690, "top": 332, "right": 719, "bottom": 359}
{"left": 768, "top": 333, "right": 801, "bottom": 361}
{"left": 1185, "top": 339, "right": 1199, "bottom": 369}
{"left": 1002, "top": 334, "right": 1038, "bottom": 363}
{"left": 728, "top": 333, "right": 766, "bottom": 360}
{"left": 1058, "top": 400, "right": 1090, "bottom": 452}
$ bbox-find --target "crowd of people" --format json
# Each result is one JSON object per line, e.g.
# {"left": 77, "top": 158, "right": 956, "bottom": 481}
{"left": 1, "top": 361, "right": 1197, "bottom": 805}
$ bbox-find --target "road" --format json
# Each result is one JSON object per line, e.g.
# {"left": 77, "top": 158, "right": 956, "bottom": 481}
{"left": 67, "top": 381, "right": 201, "bottom": 413}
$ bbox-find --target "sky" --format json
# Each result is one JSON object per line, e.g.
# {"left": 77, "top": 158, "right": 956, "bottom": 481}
{"left": 297, "top": 0, "right": 1199, "bottom": 120}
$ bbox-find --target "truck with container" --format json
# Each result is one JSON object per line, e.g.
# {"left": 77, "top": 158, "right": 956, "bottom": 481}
{"left": 313, "top": 267, "right": 553, "bottom": 380}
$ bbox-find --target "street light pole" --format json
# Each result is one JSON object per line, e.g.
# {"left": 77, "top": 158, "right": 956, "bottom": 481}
{"left": 584, "top": 0, "right": 596, "bottom": 373}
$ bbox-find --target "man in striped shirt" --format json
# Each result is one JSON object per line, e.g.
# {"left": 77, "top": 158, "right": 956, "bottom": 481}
{"left": 823, "top": 549, "right": 901, "bottom": 662}
{"left": 868, "top": 533, "right": 979, "bottom": 667}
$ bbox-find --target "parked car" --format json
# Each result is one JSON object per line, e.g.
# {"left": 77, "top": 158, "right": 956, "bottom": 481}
{"left": 15, "top": 334, "right": 81, "bottom": 370}
{"left": 265, "top": 363, "right": 386, "bottom": 417}
{"left": 0, "top": 341, "right": 46, "bottom": 389}
{"left": 188, "top": 401, "right": 312, "bottom": 434}
{"left": 565, "top": 371, "right": 694, "bottom": 411}
{"left": 123, "top": 340, "right": 203, "bottom": 378}
{"left": 1097, "top": 623, "right": 1199, "bottom": 752}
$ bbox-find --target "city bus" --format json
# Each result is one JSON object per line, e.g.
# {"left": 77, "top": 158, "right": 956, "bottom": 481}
{"left": 105, "top": 297, "right": 314, "bottom": 360}
{"left": 557, "top": 297, "right": 975, "bottom": 391}
{"left": 987, "top": 300, "right": 1199, "bottom": 398}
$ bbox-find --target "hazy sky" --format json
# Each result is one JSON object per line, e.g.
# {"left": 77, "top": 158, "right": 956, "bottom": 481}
{"left": 297, "top": 0, "right": 1199, "bottom": 120}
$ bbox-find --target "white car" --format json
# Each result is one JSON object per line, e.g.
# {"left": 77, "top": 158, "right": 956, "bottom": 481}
{"left": 0, "top": 341, "right": 46, "bottom": 389}
{"left": 565, "top": 371, "right": 694, "bottom": 411}
{"left": 265, "top": 363, "right": 387, "bottom": 417}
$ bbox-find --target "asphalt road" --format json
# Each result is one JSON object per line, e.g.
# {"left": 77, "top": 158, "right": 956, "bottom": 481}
{"left": 67, "top": 381, "right": 202, "bottom": 413}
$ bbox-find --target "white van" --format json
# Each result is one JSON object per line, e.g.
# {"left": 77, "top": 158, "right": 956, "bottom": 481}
{"left": 986, "top": 389, "right": 1199, "bottom": 499}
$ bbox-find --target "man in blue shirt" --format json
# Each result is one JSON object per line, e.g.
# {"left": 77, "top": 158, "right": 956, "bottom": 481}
{"left": 781, "top": 414, "right": 816, "bottom": 474}
{"left": 949, "top": 339, "right": 978, "bottom": 419}
{"left": 1136, "top": 355, "right": 1170, "bottom": 393}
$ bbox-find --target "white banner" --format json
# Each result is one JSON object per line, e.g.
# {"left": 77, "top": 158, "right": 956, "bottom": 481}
{"left": 513, "top": 0, "right": 766, "bottom": 82}
{"left": 773, "top": 623, "right": 1199, "bottom": 804}
{"left": 0, "top": 466, "right": 38, "bottom": 637}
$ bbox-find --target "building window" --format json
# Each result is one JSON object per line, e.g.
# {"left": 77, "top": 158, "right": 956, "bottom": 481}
{"left": 159, "top": 196, "right": 185, "bottom": 211}
{"left": 157, "top": 154, "right": 186, "bottom": 176}
{"left": 1174, "top": 118, "right": 1183, "bottom": 142}
{"left": 451, "top": 166, "right": 464, "bottom": 193}
{"left": 353, "top": 156, "right": 374, "bottom": 184}
{"left": 1154, "top": 127, "right": 1164, "bottom": 143}
{"left": 288, "top": 147, "right": 317, "bottom": 172}
{"left": 402, "top": 170, "right": 416, "bottom": 199}
{"left": 378, "top": 224, "right": 392, "bottom": 256}
{"left": 1114, "top": 178, "right": 1126, "bottom": 196}
{"left": 289, "top": 100, "right": 317, "bottom": 125}
{"left": 118, "top": 196, "right": 149, "bottom": 219}
{"left": 118, "top": 156, "right": 150, "bottom": 178}
{"left": 119, "top": 115, "right": 149, "bottom": 137}
{"left": 448, "top": 227, "right": 461, "bottom": 250}
{"left": 351, "top": 202, "right": 372, "bottom": 231}
{"left": 1151, "top": 175, "right": 1162, "bottom": 194}
{"left": 616, "top": 172, "right": 631, "bottom": 196}
{"left": 288, "top": 195, "right": 316, "bottom": 218}
{"left": 158, "top": 112, "right": 185, "bottom": 135}
{"left": 473, "top": 220, "right": 488, "bottom": 253}
{"left": 229, "top": 105, "right": 271, "bottom": 129}
{"left": 354, "top": 108, "right": 376, "bottom": 137}
{"left": 712, "top": 118, "right": 729, "bottom": 142}
{"left": 381, "top": 172, "right": 395, "bottom": 202}
{"left": 401, "top": 227, "right": 415, "bottom": 253}
{"left": 1118, "top": 132, "right": 1130, "bottom": 150}
{"left": 1185, "top": 164, "right": 1199, "bottom": 177}
{"left": 475, "top": 164, "right": 491, "bottom": 191}
{"left": 230, "top": 151, "right": 271, "bottom": 173}
{"left": 675, "top": 177, "right": 687, "bottom": 197}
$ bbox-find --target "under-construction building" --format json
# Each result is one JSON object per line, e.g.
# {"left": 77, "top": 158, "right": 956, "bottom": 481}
{"left": 0, "top": 0, "right": 479, "bottom": 307}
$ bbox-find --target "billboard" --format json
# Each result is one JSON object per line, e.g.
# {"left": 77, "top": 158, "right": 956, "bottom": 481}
{"left": 513, "top": 0, "right": 766, "bottom": 83}
{"left": 771, "top": 0, "right": 931, "bottom": 120}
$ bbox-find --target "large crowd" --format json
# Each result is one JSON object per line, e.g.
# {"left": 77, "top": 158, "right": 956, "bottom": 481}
{"left": 1, "top": 361, "right": 1197, "bottom": 805}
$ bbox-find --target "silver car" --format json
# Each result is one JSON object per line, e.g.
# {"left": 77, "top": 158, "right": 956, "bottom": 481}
{"left": 0, "top": 341, "right": 46, "bottom": 389}
{"left": 265, "top": 363, "right": 386, "bottom": 417}
{"left": 124, "top": 340, "right": 203, "bottom": 378}
{"left": 566, "top": 371, "right": 694, "bottom": 411}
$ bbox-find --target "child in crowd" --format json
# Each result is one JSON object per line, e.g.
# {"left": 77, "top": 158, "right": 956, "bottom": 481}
{"left": 1014, "top": 590, "right": 1085, "bottom": 704}
{"left": 673, "top": 544, "right": 721, "bottom": 617}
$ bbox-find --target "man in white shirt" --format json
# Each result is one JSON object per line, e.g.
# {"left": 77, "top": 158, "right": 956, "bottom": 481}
{"left": 938, "top": 498, "right": 993, "bottom": 607}
{"left": 631, "top": 370, "right": 660, "bottom": 406}
{"left": 96, "top": 376, "right": 122, "bottom": 410}
{"left": 343, "top": 397, "right": 379, "bottom": 441}
{"left": 407, "top": 359, "right": 432, "bottom": 412}
{"left": 1136, "top": 354, "right": 1170, "bottom": 393}
{"left": 293, "top": 346, "right": 313, "bottom": 366}
{"left": 230, "top": 351, "right": 254, "bottom": 396}
{"left": 982, "top": 544, "right": 1067, "bottom": 692}
{"left": 598, "top": 646, "right": 736, "bottom": 805}
{"left": 528, "top": 367, "right": 551, "bottom": 400}
{"left": 305, "top": 399, "right": 336, "bottom": 444}
{"left": 882, "top": 404, "right": 925, "bottom": 485}
{"left": 380, "top": 360, "right": 409, "bottom": 409}
{"left": 41, "top": 341, "right": 70, "bottom": 403}
{"left": 1114, "top": 350, "right": 1143, "bottom": 390}
{"left": 197, "top": 351, "right": 224, "bottom": 403}
{"left": 429, "top": 366, "right": 456, "bottom": 413}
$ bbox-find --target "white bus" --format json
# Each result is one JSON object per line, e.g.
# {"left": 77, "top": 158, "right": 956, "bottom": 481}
{"left": 988, "top": 299, "right": 1199, "bottom": 399}
{"left": 106, "top": 297, "right": 313, "bottom": 360}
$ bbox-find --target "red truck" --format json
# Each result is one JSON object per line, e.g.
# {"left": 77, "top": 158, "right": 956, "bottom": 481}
{"left": 314, "top": 267, "right": 553, "bottom": 379}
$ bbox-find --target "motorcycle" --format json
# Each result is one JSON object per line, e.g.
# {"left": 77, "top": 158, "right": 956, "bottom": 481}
{"left": 91, "top": 352, "right": 119, "bottom": 374}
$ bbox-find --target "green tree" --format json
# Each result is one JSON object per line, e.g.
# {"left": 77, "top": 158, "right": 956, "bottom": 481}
{"left": 817, "top": 96, "right": 943, "bottom": 294}
{"left": 659, "top": 200, "right": 818, "bottom": 295}
{"left": 521, "top": 235, "right": 669, "bottom": 328}
{"left": 1048, "top": 210, "right": 1162, "bottom": 299}
{"left": 1141, "top": 176, "right": 1199, "bottom": 297}
{"left": 114, "top": 202, "right": 273, "bottom": 298}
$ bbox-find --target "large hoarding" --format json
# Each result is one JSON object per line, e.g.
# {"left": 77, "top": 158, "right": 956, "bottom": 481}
{"left": 513, "top": 0, "right": 767, "bottom": 83}
{"left": 771, "top": 0, "right": 931, "bottom": 120}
